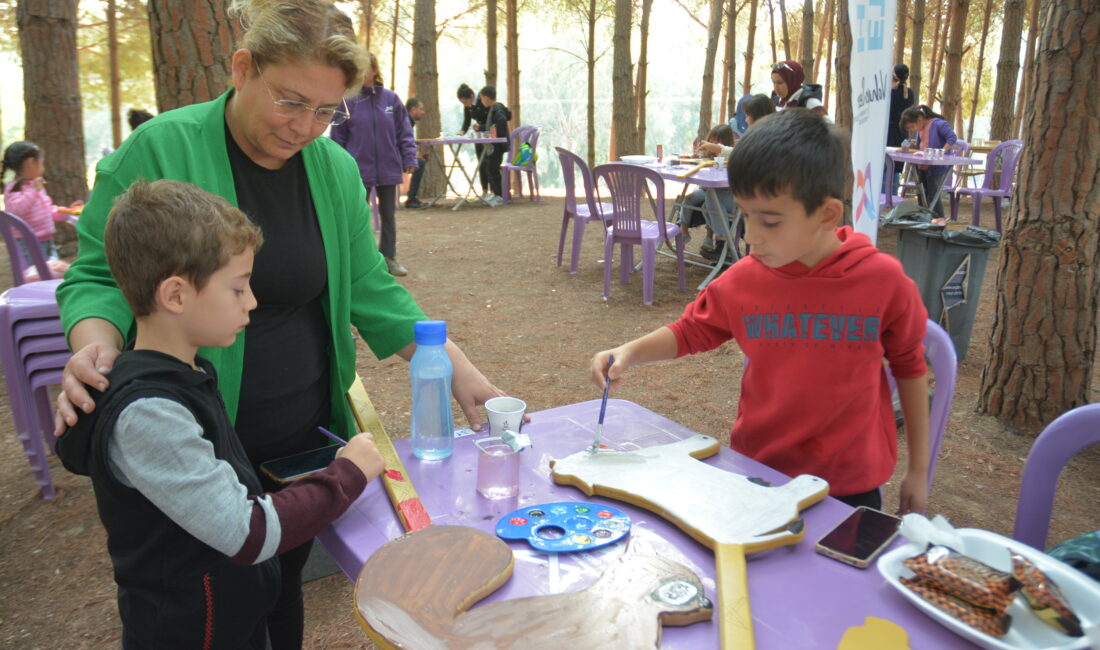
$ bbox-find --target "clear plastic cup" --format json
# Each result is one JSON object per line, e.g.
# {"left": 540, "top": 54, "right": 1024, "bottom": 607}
{"left": 475, "top": 437, "right": 520, "bottom": 499}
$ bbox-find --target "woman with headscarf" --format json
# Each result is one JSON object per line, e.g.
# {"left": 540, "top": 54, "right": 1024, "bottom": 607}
{"left": 770, "top": 61, "right": 825, "bottom": 114}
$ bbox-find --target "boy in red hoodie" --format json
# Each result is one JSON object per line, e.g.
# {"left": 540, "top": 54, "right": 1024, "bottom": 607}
{"left": 590, "top": 110, "right": 930, "bottom": 514}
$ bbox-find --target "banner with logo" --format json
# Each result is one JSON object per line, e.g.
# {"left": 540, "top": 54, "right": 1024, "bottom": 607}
{"left": 848, "top": 0, "right": 896, "bottom": 244}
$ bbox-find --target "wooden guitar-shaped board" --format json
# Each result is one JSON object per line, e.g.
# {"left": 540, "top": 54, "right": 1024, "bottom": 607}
{"left": 550, "top": 435, "right": 830, "bottom": 650}
{"left": 355, "top": 525, "right": 713, "bottom": 649}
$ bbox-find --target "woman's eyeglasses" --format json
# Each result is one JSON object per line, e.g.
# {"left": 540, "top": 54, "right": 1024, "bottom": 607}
{"left": 255, "top": 63, "right": 351, "bottom": 126}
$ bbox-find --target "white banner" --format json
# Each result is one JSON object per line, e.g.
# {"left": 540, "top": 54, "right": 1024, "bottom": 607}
{"left": 848, "top": 0, "right": 896, "bottom": 244}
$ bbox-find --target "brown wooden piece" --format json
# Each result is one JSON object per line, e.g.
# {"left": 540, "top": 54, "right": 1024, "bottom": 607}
{"left": 355, "top": 525, "right": 713, "bottom": 649}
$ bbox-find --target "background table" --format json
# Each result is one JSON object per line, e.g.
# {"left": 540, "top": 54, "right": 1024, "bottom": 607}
{"left": 417, "top": 135, "right": 508, "bottom": 210}
{"left": 886, "top": 151, "right": 980, "bottom": 209}
{"left": 318, "top": 399, "right": 971, "bottom": 648}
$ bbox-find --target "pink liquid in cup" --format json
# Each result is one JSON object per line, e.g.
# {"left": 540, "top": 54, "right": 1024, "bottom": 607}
{"left": 476, "top": 438, "right": 519, "bottom": 499}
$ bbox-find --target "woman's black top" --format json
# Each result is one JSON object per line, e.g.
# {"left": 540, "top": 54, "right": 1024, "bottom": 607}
{"left": 888, "top": 86, "right": 918, "bottom": 146}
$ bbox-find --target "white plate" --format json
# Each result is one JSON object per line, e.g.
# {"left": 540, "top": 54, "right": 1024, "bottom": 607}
{"left": 878, "top": 528, "right": 1100, "bottom": 650}
{"left": 620, "top": 155, "right": 657, "bottom": 164}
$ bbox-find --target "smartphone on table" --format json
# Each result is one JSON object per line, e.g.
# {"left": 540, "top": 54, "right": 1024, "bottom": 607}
{"left": 259, "top": 446, "right": 339, "bottom": 484}
{"left": 814, "top": 506, "right": 902, "bottom": 569}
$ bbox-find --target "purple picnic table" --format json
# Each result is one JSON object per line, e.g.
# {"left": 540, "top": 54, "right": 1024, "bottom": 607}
{"left": 885, "top": 150, "right": 981, "bottom": 210}
{"left": 317, "top": 398, "right": 972, "bottom": 648}
{"left": 416, "top": 135, "right": 508, "bottom": 211}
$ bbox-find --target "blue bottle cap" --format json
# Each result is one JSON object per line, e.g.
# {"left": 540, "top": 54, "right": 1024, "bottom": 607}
{"left": 414, "top": 320, "right": 447, "bottom": 345}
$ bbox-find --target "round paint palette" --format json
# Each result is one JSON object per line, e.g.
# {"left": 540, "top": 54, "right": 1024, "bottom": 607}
{"left": 495, "top": 501, "right": 632, "bottom": 553}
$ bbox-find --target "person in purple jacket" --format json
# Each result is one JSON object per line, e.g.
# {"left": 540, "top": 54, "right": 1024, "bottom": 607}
{"left": 331, "top": 53, "right": 418, "bottom": 276}
{"left": 899, "top": 104, "right": 958, "bottom": 221}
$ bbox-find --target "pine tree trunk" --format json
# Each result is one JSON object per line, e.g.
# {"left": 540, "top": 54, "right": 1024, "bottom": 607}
{"left": 743, "top": 0, "right": 759, "bottom": 94}
{"left": 927, "top": 0, "right": 949, "bottom": 108}
{"left": 966, "top": 0, "right": 993, "bottom": 141}
{"left": 814, "top": 0, "right": 833, "bottom": 83}
{"left": 768, "top": 0, "right": 779, "bottom": 63}
{"left": 824, "top": 0, "right": 835, "bottom": 109}
{"left": 391, "top": 0, "right": 400, "bottom": 89}
{"left": 611, "top": 0, "right": 637, "bottom": 158}
{"left": 108, "top": 0, "right": 121, "bottom": 148}
{"left": 909, "top": 0, "right": 925, "bottom": 98}
{"left": 939, "top": 0, "right": 969, "bottom": 122}
{"left": 147, "top": 0, "right": 236, "bottom": 112}
{"left": 800, "top": 0, "right": 814, "bottom": 81}
{"left": 412, "top": 0, "right": 443, "bottom": 199}
{"left": 978, "top": 0, "right": 1100, "bottom": 431}
{"left": 360, "top": 0, "right": 372, "bottom": 51}
{"left": 894, "top": 0, "right": 908, "bottom": 64}
{"left": 1011, "top": 0, "right": 1040, "bottom": 138}
{"left": 586, "top": 0, "right": 597, "bottom": 168}
{"left": 726, "top": 0, "right": 739, "bottom": 117}
{"left": 506, "top": 0, "right": 520, "bottom": 127}
{"left": 16, "top": 0, "right": 87, "bottom": 205}
{"left": 720, "top": 28, "right": 730, "bottom": 123}
{"left": 989, "top": 0, "right": 1025, "bottom": 140}
{"left": 699, "top": 0, "right": 725, "bottom": 139}
{"left": 834, "top": 0, "right": 852, "bottom": 130}
{"left": 486, "top": 0, "right": 497, "bottom": 86}
{"left": 779, "top": 0, "right": 792, "bottom": 60}
{"left": 636, "top": 0, "right": 652, "bottom": 152}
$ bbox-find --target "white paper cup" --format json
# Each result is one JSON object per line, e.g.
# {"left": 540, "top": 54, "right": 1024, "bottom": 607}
{"left": 485, "top": 396, "right": 526, "bottom": 437}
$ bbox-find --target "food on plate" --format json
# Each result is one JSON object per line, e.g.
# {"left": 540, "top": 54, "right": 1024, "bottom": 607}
{"left": 900, "top": 575, "right": 1012, "bottom": 637}
{"left": 1012, "top": 552, "right": 1084, "bottom": 637}
{"left": 903, "top": 545, "right": 1022, "bottom": 612}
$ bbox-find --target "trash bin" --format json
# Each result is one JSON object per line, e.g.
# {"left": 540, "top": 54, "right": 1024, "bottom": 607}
{"left": 889, "top": 224, "right": 1000, "bottom": 361}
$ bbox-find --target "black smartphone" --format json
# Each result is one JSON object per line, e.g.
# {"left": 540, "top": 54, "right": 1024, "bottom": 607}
{"left": 814, "top": 506, "right": 902, "bottom": 568}
{"left": 259, "top": 446, "right": 339, "bottom": 484}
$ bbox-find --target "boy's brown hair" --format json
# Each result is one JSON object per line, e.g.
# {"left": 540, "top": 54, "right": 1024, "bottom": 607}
{"left": 105, "top": 179, "right": 263, "bottom": 317}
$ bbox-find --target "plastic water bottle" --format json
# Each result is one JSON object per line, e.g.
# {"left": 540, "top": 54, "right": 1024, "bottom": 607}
{"left": 410, "top": 320, "right": 454, "bottom": 460}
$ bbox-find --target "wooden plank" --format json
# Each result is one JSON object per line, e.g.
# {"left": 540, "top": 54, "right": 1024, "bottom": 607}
{"left": 346, "top": 375, "right": 431, "bottom": 532}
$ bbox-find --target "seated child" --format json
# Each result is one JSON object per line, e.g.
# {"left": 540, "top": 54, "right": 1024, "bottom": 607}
{"left": 2, "top": 141, "right": 83, "bottom": 264}
{"left": 590, "top": 109, "right": 931, "bottom": 515}
{"left": 57, "top": 179, "right": 385, "bottom": 649}
{"left": 679, "top": 124, "right": 737, "bottom": 257}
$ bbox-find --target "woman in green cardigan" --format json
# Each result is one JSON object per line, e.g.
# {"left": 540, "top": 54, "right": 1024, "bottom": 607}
{"left": 53, "top": 0, "right": 508, "bottom": 647}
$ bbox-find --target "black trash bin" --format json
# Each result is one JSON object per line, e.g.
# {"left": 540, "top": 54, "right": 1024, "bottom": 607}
{"left": 889, "top": 223, "right": 1000, "bottom": 361}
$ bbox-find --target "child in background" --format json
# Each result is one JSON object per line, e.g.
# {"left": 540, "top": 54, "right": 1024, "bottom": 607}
{"left": 2, "top": 141, "right": 83, "bottom": 263}
{"left": 590, "top": 110, "right": 931, "bottom": 515}
{"left": 680, "top": 124, "right": 737, "bottom": 258}
{"left": 898, "top": 105, "right": 957, "bottom": 220}
{"left": 57, "top": 179, "right": 385, "bottom": 648}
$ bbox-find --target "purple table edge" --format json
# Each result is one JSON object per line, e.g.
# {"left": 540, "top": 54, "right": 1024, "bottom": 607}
{"left": 317, "top": 398, "right": 973, "bottom": 649}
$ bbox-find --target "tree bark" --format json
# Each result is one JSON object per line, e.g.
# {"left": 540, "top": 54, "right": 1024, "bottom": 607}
{"left": 800, "top": 0, "right": 814, "bottom": 81}
{"left": 391, "top": 0, "right": 400, "bottom": 89}
{"left": 586, "top": 0, "right": 597, "bottom": 168}
{"left": 611, "top": 0, "right": 637, "bottom": 158}
{"left": 814, "top": 0, "right": 834, "bottom": 83}
{"left": 506, "top": 0, "right": 520, "bottom": 127}
{"left": 108, "top": 0, "right": 121, "bottom": 148}
{"left": 824, "top": 0, "right": 834, "bottom": 109}
{"left": 486, "top": 0, "right": 497, "bottom": 86}
{"left": 743, "top": 0, "right": 759, "bottom": 95}
{"left": 16, "top": 0, "right": 87, "bottom": 205}
{"left": 699, "top": 0, "right": 725, "bottom": 139}
{"left": 927, "top": 0, "right": 949, "bottom": 108}
{"left": 147, "top": 0, "right": 236, "bottom": 112}
{"left": 966, "top": 0, "right": 993, "bottom": 141}
{"left": 834, "top": 0, "right": 852, "bottom": 130}
{"left": 636, "top": 0, "right": 653, "bottom": 152}
{"left": 726, "top": 0, "right": 739, "bottom": 117}
{"left": 909, "top": 0, "right": 925, "bottom": 99}
{"left": 978, "top": 0, "right": 1100, "bottom": 431}
{"left": 768, "top": 0, "right": 778, "bottom": 63}
{"left": 360, "top": 0, "right": 373, "bottom": 50}
{"left": 779, "top": 0, "right": 792, "bottom": 60}
{"left": 1012, "top": 0, "right": 1040, "bottom": 138}
{"left": 894, "top": 0, "right": 907, "bottom": 64}
{"left": 989, "top": 0, "right": 1025, "bottom": 140}
{"left": 939, "top": 0, "right": 969, "bottom": 124}
{"left": 412, "top": 0, "right": 443, "bottom": 199}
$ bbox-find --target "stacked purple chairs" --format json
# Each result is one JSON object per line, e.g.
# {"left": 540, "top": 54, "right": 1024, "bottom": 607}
{"left": 1013, "top": 403, "right": 1100, "bottom": 550}
{"left": 1, "top": 210, "right": 56, "bottom": 286}
{"left": 949, "top": 139, "right": 1023, "bottom": 232}
{"left": 593, "top": 163, "right": 685, "bottom": 306}
{"left": 501, "top": 126, "right": 541, "bottom": 204}
{"left": 555, "top": 147, "right": 614, "bottom": 275}
{"left": 0, "top": 279, "right": 70, "bottom": 499}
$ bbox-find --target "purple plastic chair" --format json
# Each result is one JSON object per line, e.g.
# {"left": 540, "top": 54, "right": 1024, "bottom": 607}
{"left": 501, "top": 126, "right": 541, "bottom": 204}
{"left": 1, "top": 210, "right": 55, "bottom": 287}
{"left": 949, "top": 139, "right": 1023, "bottom": 232}
{"left": 1013, "top": 403, "right": 1100, "bottom": 550}
{"left": 555, "top": 147, "right": 615, "bottom": 275}
{"left": 0, "top": 279, "right": 68, "bottom": 499}
{"left": 940, "top": 139, "right": 969, "bottom": 194}
{"left": 593, "top": 163, "right": 685, "bottom": 306}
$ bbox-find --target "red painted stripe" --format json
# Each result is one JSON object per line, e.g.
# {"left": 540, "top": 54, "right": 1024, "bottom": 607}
{"left": 385, "top": 469, "right": 404, "bottom": 481}
{"left": 202, "top": 573, "right": 214, "bottom": 650}
{"left": 397, "top": 498, "right": 432, "bottom": 531}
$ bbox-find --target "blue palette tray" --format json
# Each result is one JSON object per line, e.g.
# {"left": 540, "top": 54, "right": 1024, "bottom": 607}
{"left": 495, "top": 501, "right": 632, "bottom": 553}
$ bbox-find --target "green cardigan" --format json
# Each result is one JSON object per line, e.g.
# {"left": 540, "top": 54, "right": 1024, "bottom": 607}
{"left": 58, "top": 90, "right": 426, "bottom": 437}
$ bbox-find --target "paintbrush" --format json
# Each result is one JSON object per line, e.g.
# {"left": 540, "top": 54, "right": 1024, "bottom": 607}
{"left": 318, "top": 426, "right": 348, "bottom": 447}
{"left": 589, "top": 355, "right": 614, "bottom": 454}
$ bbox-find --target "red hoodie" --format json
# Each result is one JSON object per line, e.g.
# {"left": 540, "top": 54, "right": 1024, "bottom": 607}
{"left": 668, "top": 227, "right": 928, "bottom": 496}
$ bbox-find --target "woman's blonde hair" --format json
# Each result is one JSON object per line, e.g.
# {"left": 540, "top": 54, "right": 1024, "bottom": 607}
{"left": 229, "top": 0, "right": 369, "bottom": 92}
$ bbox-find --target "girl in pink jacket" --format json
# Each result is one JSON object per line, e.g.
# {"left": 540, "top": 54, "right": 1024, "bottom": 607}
{"left": 2, "top": 141, "right": 82, "bottom": 263}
